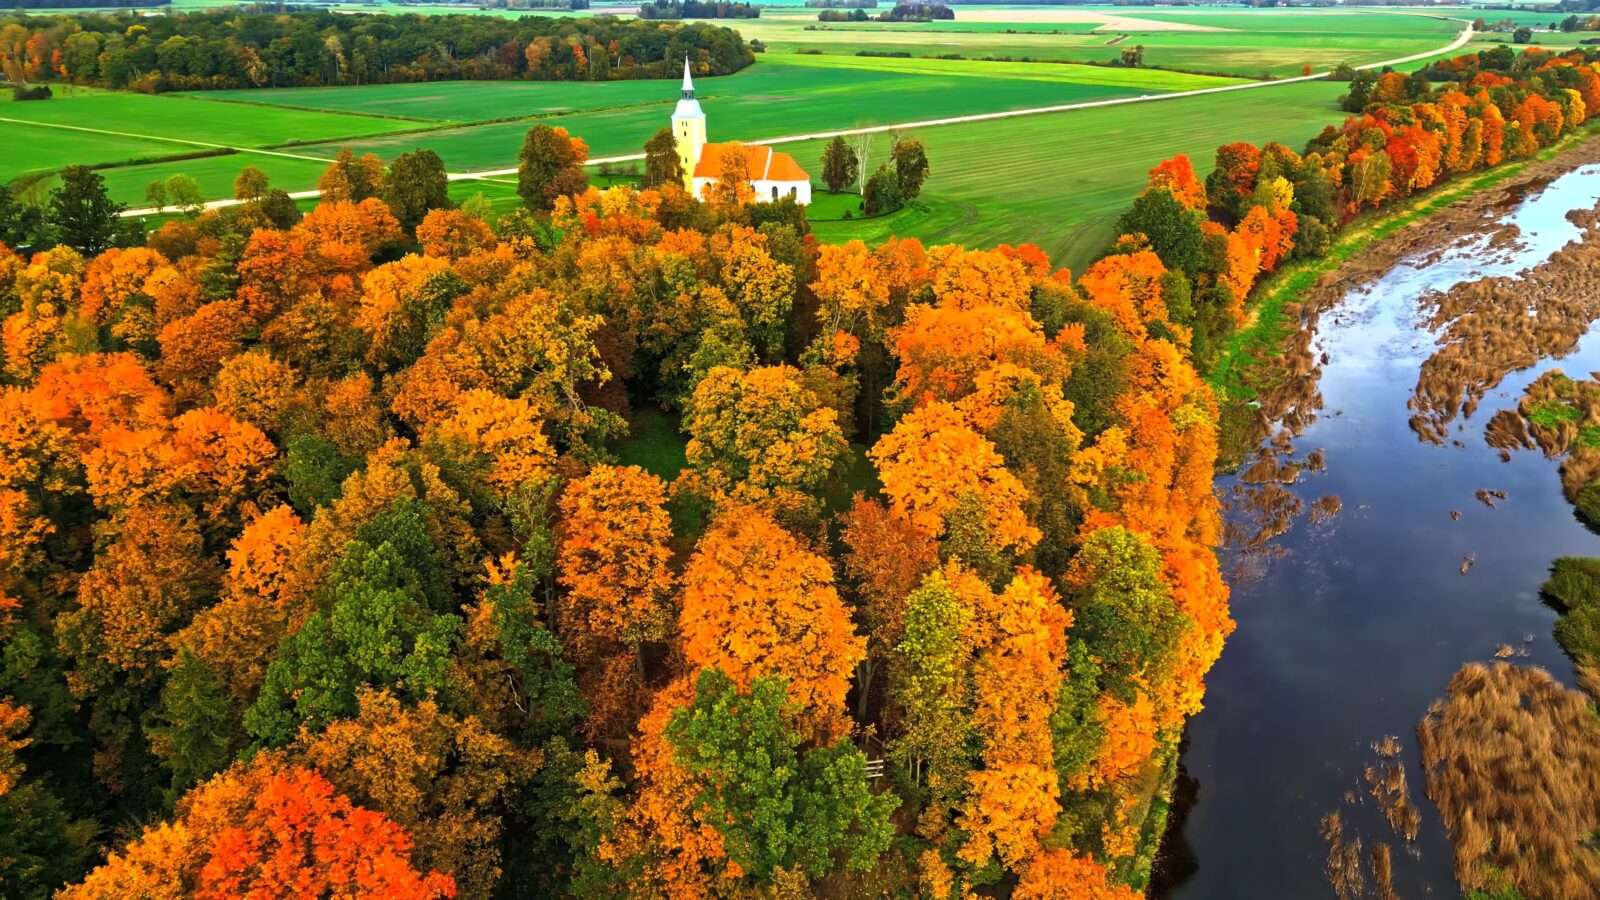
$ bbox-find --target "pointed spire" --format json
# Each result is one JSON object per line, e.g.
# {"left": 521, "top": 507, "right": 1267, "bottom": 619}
{"left": 681, "top": 55, "right": 695, "bottom": 99}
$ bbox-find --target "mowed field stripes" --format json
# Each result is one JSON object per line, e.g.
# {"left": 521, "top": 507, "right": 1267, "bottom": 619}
{"left": 793, "top": 80, "right": 1351, "bottom": 273}
{"left": 8, "top": 56, "right": 1228, "bottom": 202}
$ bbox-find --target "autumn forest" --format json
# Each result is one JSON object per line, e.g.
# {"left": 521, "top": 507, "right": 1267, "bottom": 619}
{"left": 0, "top": 100, "right": 1237, "bottom": 897}
{"left": 5, "top": 20, "right": 1600, "bottom": 899}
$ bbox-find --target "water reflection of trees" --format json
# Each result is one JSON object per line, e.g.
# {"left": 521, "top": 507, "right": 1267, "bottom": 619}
{"left": 1222, "top": 302, "right": 1332, "bottom": 583}
{"left": 1224, "top": 195, "right": 1600, "bottom": 583}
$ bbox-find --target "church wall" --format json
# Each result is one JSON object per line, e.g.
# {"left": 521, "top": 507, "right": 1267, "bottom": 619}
{"left": 691, "top": 176, "right": 812, "bottom": 206}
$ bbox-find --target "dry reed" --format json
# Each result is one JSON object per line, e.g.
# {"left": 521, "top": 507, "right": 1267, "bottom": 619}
{"left": 1417, "top": 663, "right": 1600, "bottom": 899}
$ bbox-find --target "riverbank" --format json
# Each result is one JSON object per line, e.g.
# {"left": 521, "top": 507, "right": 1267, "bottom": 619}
{"left": 1207, "top": 123, "right": 1600, "bottom": 467}
{"left": 1161, "top": 122, "right": 1600, "bottom": 898}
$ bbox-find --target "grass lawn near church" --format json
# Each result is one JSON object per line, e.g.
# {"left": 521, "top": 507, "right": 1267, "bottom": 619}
{"left": 802, "top": 80, "right": 1349, "bottom": 274}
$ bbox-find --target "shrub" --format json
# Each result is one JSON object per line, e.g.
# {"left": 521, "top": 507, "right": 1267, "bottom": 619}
{"left": 1541, "top": 556, "right": 1600, "bottom": 610}
{"left": 12, "top": 84, "right": 52, "bottom": 101}
{"left": 1292, "top": 215, "right": 1333, "bottom": 259}
{"left": 862, "top": 165, "right": 902, "bottom": 216}
{"left": 1575, "top": 482, "right": 1600, "bottom": 528}
{"left": 1554, "top": 602, "right": 1600, "bottom": 667}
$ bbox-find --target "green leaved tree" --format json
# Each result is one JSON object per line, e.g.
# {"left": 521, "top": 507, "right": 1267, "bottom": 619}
{"left": 49, "top": 166, "right": 124, "bottom": 255}
{"left": 821, "top": 136, "right": 859, "bottom": 193}
{"left": 244, "top": 502, "right": 461, "bottom": 746}
{"left": 666, "top": 669, "right": 899, "bottom": 884}
{"left": 385, "top": 149, "right": 452, "bottom": 231}
{"left": 518, "top": 125, "right": 590, "bottom": 213}
{"left": 890, "top": 137, "right": 929, "bottom": 201}
{"left": 643, "top": 127, "right": 684, "bottom": 189}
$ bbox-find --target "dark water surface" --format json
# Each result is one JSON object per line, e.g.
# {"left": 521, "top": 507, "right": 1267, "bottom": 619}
{"left": 1161, "top": 165, "right": 1600, "bottom": 899}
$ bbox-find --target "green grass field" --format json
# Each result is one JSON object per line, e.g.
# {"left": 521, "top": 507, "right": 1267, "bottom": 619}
{"left": 185, "top": 79, "right": 675, "bottom": 122}
{"left": 0, "top": 120, "right": 186, "bottom": 183}
{"left": 769, "top": 52, "right": 1241, "bottom": 89}
{"left": 0, "top": 5, "right": 1456, "bottom": 270}
{"left": 799, "top": 80, "right": 1350, "bottom": 274}
{"left": 0, "top": 86, "right": 416, "bottom": 147}
{"left": 733, "top": 6, "right": 1463, "bottom": 76}
{"left": 0, "top": 85, "right": 420, "bottom": 185}
{"left": 186, "top": 54, "right": 1226, "bottom": 124}
{"left": 96, "top": 155, "right": 332, "bottom": 207}
{"left": 134, "top": 56, "right": 1228, "bottom": 185}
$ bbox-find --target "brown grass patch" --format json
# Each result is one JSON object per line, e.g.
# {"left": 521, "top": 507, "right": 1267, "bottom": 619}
{"left": 1489, "top": 369, "right": 1600, "bottom": 498}
{"left": 1371, "top": 843, "right": 1399, "bottom": 900}
{"left": 1309, "top": 494, "right": 1342, "bottom": 526}
{"left": 1417, "top": 662, "right": 1600, "bottom": 899}
{"left": 1320, "top": 810, "right": 1366, "bottom": 900}
{"left": 1407, "top": 204, "right": 1600, "bottom": 444}
{"left": 1363, "top": 759, "right": 1420, "bottom": 843}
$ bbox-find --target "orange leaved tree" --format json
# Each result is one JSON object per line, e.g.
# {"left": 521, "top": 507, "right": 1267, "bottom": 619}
{"left": 679, "top": 506, "right": 865, "bottom": 737}
{"left": 60, "top": 755, "right": 456, "bottom": 900}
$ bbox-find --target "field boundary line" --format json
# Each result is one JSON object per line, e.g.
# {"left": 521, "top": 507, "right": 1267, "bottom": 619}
{"left": 0, "top": 116, "right": 338, "bottom": 165}
{"left": 274, "top": 98, "right": 679, "bottom": 155}
{"left": 116, "top": 20, "right": 1473, "bottom": 217}
{"left": 165, "top": 92, "right": 446, "bottom": 124}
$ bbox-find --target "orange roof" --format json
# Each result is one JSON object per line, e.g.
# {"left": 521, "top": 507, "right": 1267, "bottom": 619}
{"left": 693, "top": 142, "right": 809, "bottom": 183}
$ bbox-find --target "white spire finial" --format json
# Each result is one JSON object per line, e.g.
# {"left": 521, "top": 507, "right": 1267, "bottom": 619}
{"left": 682, "top": 55, "right": 694, "bottom": 96}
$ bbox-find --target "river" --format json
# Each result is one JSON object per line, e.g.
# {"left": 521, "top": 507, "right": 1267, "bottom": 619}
{"left": 1158, "top": 156, "right": 1600, "bottom": 898}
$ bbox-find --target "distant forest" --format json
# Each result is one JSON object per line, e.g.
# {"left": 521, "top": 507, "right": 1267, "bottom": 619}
{"left": 636, "top": 0, "right": 761, "bottom": 20}
{"left": 0, "top": 10, "right": 753, "bottom": 91}
{"left": 8, "top": 0, "right": 168, "bottom": 8}
{"left": 880, "top": 3, "right": 954, "bottom": 22}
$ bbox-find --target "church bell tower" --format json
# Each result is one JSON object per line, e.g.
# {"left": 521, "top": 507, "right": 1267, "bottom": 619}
{"left": 671, "top": 56, "right": 706, "bottom": 192}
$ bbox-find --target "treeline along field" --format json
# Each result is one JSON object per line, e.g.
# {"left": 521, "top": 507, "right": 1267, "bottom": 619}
{"left": 0, "top": 10, "right": 753, "bottom": 90}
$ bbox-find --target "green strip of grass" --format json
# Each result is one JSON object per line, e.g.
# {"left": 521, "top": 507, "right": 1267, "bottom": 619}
{"left": 769, "top": 51, "right": 1247, "bottom": 90}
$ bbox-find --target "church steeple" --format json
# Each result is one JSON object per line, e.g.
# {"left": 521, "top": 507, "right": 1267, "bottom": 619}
{"left": 671, "top": 54, "right": 706, "bottom": 192}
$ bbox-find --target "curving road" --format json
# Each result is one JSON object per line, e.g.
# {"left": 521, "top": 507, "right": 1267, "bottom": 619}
{"left": 113, "top": 19, "right": 1473, "bottom": 218}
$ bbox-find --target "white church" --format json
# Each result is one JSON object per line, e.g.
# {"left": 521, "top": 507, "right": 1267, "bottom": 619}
{"left": 672, "top": 59, "right": 812, "bottom": 206}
